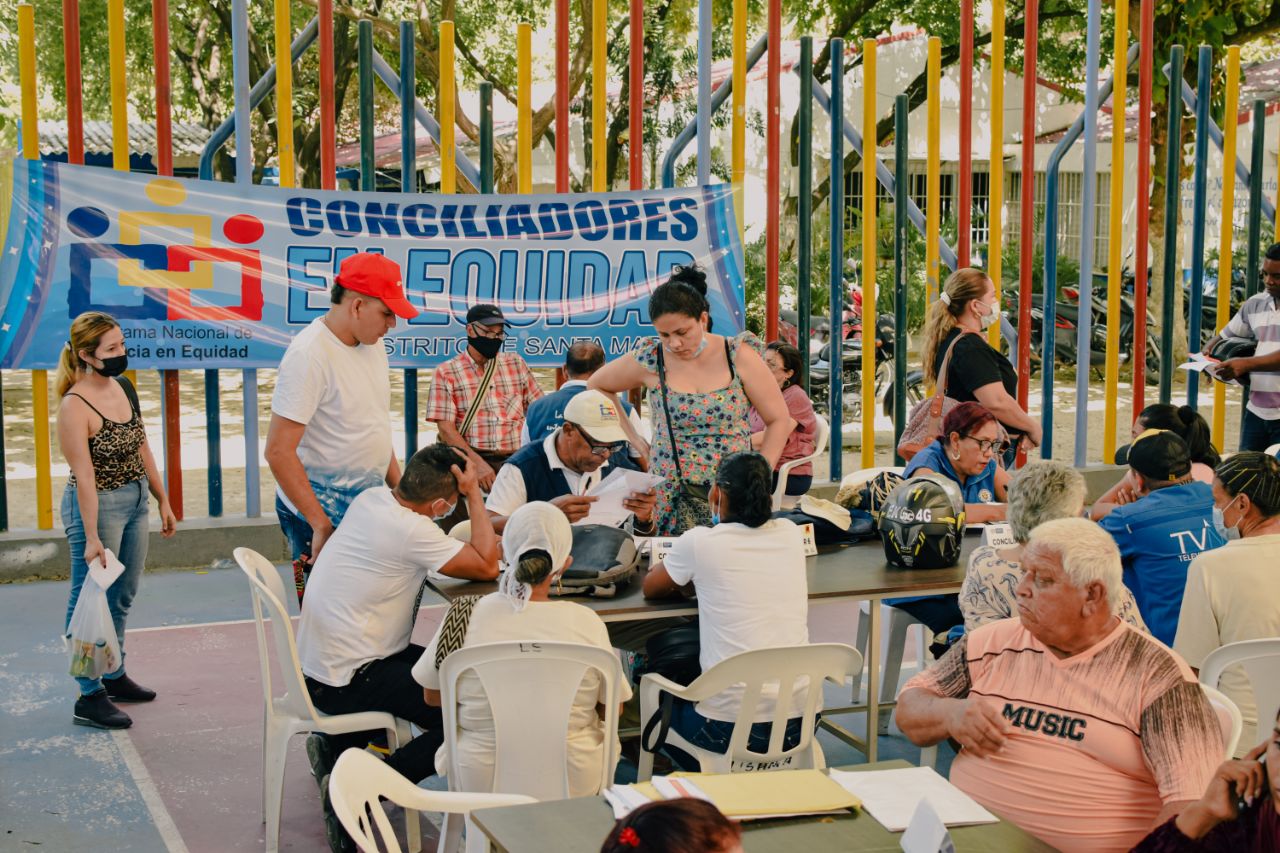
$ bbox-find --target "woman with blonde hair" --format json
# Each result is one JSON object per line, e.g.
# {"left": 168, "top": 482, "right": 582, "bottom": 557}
{"left": 921, "top": 268, "right": 1041, "bottom": 461}
{"left": 56, "top": 311, "right": 176, "bottom": 730}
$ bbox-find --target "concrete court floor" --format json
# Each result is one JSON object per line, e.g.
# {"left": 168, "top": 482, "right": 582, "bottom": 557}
{"left": 0, "top": 564, "right": 949, "bottom": 852}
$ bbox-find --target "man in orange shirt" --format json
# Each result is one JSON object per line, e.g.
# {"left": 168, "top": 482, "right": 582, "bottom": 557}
{"left": 896, "top": 517, "right": 1223, "bottom": 853}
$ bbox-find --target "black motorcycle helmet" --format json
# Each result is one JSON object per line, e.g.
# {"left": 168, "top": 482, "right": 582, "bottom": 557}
{"left": 879, "top": 475, "right": 966, "bottom": 569}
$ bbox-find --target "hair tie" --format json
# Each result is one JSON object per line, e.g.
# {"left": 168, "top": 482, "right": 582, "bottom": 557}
{"left": 65, "top": 341, "right": 72, "bottom": 352}
{"left": 940, "top": 292, "right": 952, "bottom": 306}
{"left": 618, "top": 828, "right": 641, "bottom": 847}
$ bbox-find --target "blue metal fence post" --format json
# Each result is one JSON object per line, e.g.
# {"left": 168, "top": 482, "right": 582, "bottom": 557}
{"left": 828, "top": 38, "right": 844, "bottom": 482}
{"left": 400, "top": 21, "right": 418, "bottom": 464}
{"left": 1074, "top": 0, "right": 1102, "bottom": 465}
{"left": 205, "top": 371, "right": 222, "bottom": 517}
{"left": 230, "top": 0, "right": 252, "bottom": 516}
{"left": 1187, "top": 45, "right": 1212, "bottom": 411}
{"left": 1160, "top": 45, "right": 1184, "bottom": 406}
{"left": 1241, "top": 99, "right": 1266, "bottom": 445}
{"left": 893, "top": 94, "right": 909, "bottom": 464}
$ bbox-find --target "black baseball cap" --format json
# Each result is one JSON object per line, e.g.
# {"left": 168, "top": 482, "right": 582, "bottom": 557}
{"left": 466, "top": 304, "right": 510, "bottom": 327}
{"left": 1128, "top": 429, "right": 1192, "bottom": 482}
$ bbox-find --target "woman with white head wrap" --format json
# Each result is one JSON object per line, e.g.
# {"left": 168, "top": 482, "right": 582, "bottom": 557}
{"left": 413, "top": 502, "right": 631, "bottom": 796}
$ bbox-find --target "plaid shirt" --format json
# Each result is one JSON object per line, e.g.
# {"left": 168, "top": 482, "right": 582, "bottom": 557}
{"left": 424, "top": 350, "right": 543, "bottom": 453}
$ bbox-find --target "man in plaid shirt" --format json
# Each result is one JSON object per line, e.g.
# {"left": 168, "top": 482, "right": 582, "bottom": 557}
{"left": 425, "top": 304, "right": 542, "bottom": 525}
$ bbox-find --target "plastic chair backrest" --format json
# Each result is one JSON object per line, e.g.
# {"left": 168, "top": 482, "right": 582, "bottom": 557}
{"left": 1200, "top": 637, "right": 1280, "bottom": 742}
{"left": 329, "top": 748, "right": 536, "bottom": 853}
{"left": 439, "top": 640, "right": 623, "bottom": 801}
{"left": 233, "top": 546, "right": 322, "bottom": 724}
{"left": 684, "top": 643, "right": 862, "bottom": 771}
{"left": 772, "top": 417, "right": 833, "bottom": 510}
{"left": 1201, "top": 683, "right": 1243, "bottom": 759}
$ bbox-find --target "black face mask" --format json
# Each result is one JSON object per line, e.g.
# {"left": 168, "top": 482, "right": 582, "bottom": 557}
{"left": 94, "top": 354, "right": 129, "bottom": 377}
{"left": 468, "top": 335, "right": 503, "bottom": 359}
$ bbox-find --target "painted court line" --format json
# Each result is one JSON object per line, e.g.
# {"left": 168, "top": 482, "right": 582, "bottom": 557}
{"left": 112, "top": 728, "right": 192, "bottom": 853}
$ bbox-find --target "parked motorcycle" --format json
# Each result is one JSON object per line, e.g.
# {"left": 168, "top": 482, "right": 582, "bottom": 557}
{"left": 808, "top": 313, "right": 924, "bottom": 421}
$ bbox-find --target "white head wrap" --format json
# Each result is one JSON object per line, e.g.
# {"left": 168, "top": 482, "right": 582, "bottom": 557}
{"left": 940, "top": 292, "right": 952, "bottom": 306}
{"left": 498, "top": 502, "right": 574, "bottom": 612}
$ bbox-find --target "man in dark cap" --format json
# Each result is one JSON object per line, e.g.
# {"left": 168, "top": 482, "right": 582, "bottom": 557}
{"left": 1203, "top": 242, "right": 1280, "bottom": 452}
{"left": 1094, "top": 429, "right": 1226, "bottom": 645}
{"left": 424, "top": 304, "right": 542, "bottom": 525}
{"left": 1175, "top": 451, "right": 1280, "bottom": 754}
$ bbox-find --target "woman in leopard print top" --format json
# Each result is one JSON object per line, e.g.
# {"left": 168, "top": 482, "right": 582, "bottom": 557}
{"left": 55, "top": 312, "right": 176, "bottom": 731}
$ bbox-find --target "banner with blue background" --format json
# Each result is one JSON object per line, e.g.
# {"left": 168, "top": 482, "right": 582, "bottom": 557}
{"left": 0, "top": 159, "right": 745, "bottom": 369}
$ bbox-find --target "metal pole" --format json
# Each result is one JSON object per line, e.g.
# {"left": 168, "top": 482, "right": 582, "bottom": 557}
{"left": 731, "top": 0, "right": 746, "bottom": 235}
{"left": 1160, "top": 45, "right": 1185, "bottom": 405}
{"left": 765, "top": 0, "right": 781, "bottom": 340}
{"left": 829, "top": 38, "right": 845, "bottom": 482}
{"left": 798, "top": 37, "right": 813, "bottom": 394}
{"left": 518, "top": 23, "right": 532, "bottom": 193}
{"left": 319, "top": 0, "right": 335, "bottom": 187}
{"left": 1187, "top": 45, "right": 1212, "bottom": 411}
{"left": 205, "top": 372, "right": 222, "bottom": 517}
{"left": 1212, "top": 48, "right": 1240, "bottom": 447}
{"left": 358, "top": 21, "right": 375, "bottom": 191}
{"left": 893, "top": 95, "right": 909, "bottom": 464}
{"left": 959, "top": 0, "right": 973, "bottom": 266}
{"left": 987, "top": 0, "right": 1005, "bottom": 347}
{"left": 697, "top": 0, "right": 713, "bottom": 186}
{"left": 1016, "top": 0, "right": 1037, "bottom": 427}
{"left": 401, "top": 21, "right": 418, "bottom": 462}
{"left": 1073, "top": 0, "right": 1102, "bottom": 466}
{"left": 233, "top": 0, "right": 258, "bottom": 516}
{"left": 592, "top": 0, "right": 606, "bottom": 190}
{"left": 926, "top": 37, "right": 941, "bottom": 304}
{"left": 1242, "top": 99, "right": 1265, "bottom": 446}
{"left": 630, "top": 0, "right": 644, "bottom": 190}
{"left": 1102, "top": 0, "right": 1128, "bottom": 462}
{"left": 1133, "top": 0, "right": 1154, "bottom": 412}
{"left": 440, "top": 21, "right": 456, "bottom": 194}
{"left": 556, "top": 0, "right": 570, "bottom": 192}
{"left": 480, "top": 82, "right": 494, "bottom": 193}
{"left": 861, "top": 39, "right": 877, "bottom": 468}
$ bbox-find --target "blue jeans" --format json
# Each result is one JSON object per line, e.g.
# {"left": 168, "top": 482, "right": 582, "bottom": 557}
{"left": 1240, "top": 409, "right": 1280, "bottom": 454}
{"left": 274, "top": 495, "right": 314, "bottom": 562}
{"left": 664, "top": 697, "right": 809, "bottom": 771}
{"left": 62, "top": 480, "right": 149, "bottom": 696}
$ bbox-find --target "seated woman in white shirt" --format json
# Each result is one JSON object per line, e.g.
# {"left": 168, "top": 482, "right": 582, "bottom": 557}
{"left": 412, "top": 502, "right": 631, "bottom": 797}
{"left": 642, "top": 451, "right": 811, "bottom": 770}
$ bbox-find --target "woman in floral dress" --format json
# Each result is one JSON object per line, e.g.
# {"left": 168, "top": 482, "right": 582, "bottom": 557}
{"left": 590, "top": 266, "right": 792, "bottom": 534}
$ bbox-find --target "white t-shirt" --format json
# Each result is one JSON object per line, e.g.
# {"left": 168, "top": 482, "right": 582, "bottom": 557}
{"left": 271, "top": 317, "right": 392, "bottom": 519}
{"left": 1173, "top": 533, "right": 1280, "bottom": 754}
{"left": 297, "top": 487, "right": 465, "bottom": 687}
{"left": 663, "top": 519, "right": 811, "bottom": 722}
{"left": 485, "top": 431, "right": 611, "bottom": 517}
{"left": 412, "top": 594, "right": 631, "bottom": 798}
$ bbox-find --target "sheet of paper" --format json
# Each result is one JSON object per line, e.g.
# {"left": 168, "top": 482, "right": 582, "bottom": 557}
{"left": 1179, "top": 353, "right": 1241, "bottom": 386}
{"left": 828, "top": 766, "right": 997, "bottom": 832}
{"left": 982, "top": 522, "right": 1017, "bottom": 549}
{"left": 900, "top": 798, "right": 956, "bottom": 853}
{"left": 603, "top": 784, "right": 656, "bottom": 818}
{"left": 578, "top": 468, "right": 664, "bottom": 527}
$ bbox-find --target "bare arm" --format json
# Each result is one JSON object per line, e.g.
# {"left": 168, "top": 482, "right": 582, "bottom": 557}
{"left": 642, "top": 561, "right": 694, "bottom": 599}
{"left": 589, "top": 355, "right": 654, "bottom": 460}
{"left": 138, "top": 433, "right": 177, "bottom": 538}
{"left": 264, "top": 414, "right": 333, "bottom": 558}
{"left": 896, "top": 688, "right": 1011, "bottom": 757}
{"left": 57, "top": 399, "right": 105, "bottom": 568}
{"left": 423, "top": 687, "right": 441, "bottom": 706}
{"left": 736, "top": 343, "right": 793, "bottom": 468}
{"left": 385, "top": 453, "right": 402, "bottom": 489}
{"left": 436, "top": 459, "right": 501, "bottom": 581}
{"left": 433, "top": 420, "right": 496, "bottom": 491}
{"left": 972, "top": 382, "right": 1042, "bottom": 447}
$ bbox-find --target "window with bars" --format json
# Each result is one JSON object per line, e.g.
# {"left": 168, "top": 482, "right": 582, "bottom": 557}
{"left": 1007, "top": 171, "right": 1110, "bottom": 264}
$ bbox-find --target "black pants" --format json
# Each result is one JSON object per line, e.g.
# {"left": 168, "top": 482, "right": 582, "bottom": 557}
{"left": 305, "top": 644, "right": 443, "bottom": 783}
{"left": 887, "top": 596, "right": 964, "bottom": 659}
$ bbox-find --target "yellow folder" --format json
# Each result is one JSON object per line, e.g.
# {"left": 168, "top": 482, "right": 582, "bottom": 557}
{"left": 629, "top": 769, "right": 861, "bottom": 819}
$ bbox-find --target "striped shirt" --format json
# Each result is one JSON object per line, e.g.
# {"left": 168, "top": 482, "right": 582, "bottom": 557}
{"left": 903, "top": 619, "right": 1223, "bottom": 852}
{"left": 424, "top": 350, "right": 543, "bottom": 454}
{"left": 1224, "top": 291, "right": 1280, "bottom": 419}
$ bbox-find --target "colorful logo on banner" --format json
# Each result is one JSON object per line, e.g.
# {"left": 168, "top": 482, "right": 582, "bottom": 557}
{"left": 0, "top": 159, "right": 745, "bottom": 369}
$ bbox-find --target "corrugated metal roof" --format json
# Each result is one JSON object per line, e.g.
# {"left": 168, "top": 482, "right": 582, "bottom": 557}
{"left": 38, "top": 120, "right": 214, "bottom": 158}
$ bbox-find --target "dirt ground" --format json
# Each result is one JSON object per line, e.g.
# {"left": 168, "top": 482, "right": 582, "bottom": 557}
{"left": 0, "top": 363, "right": 1244, "bottom": 532}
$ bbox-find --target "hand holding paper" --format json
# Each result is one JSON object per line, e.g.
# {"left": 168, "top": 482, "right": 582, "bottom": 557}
{"left": 580, "top": 468, "right": 664, "bottom": 527}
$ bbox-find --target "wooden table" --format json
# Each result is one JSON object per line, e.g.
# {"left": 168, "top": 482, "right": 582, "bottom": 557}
{"left": 469, "top": 760, "right": 1056, "bottom": 853}
{"left": 425, "top": 535, "right": 983, "bottom": 761}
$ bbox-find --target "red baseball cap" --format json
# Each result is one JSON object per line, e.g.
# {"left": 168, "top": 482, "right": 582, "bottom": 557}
{"left": 334, "top": 253, "right": 419, "bottom": 319}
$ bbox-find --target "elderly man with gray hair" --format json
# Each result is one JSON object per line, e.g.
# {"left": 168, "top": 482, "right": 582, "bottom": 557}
{"left": 959, "top": 460, "right": 1146, "bottom": 632}
{"left": 897, "top": 518, "right": 1223, "bottom": 853}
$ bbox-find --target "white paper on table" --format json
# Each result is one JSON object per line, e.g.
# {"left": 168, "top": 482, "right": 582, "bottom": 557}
{"left": 603, "top": 785, "right": 653, "bottom": 819}
{"left": 828, "top": 766, "right": 997, "bottom": 832}
{"left": 900, "top": 798, "right": 956, "bottom": 853}
{"left": 578, "top": 468, "right": 665, "bottom": 527}
{"left": 1179, "top": 353, "right": 1242, "bottom": 386}
{"left": 651, "top": 775, "right": 714, "bottom": 803}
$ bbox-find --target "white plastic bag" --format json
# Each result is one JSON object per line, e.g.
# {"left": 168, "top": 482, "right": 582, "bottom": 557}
{"left": 66, "top": 550, "right": 125, "bottom": 680}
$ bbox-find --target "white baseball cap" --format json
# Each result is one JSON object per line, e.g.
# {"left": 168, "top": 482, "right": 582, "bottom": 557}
{"left": 563, "top": 390, "right": 629, "bottom": 445}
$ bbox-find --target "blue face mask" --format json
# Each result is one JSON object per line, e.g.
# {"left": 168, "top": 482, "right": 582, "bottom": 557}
{"left": 710, "top": 511, "right": 720, "bottom": 526}
{"left": 433, "top": 500, "right": 457, "bottom": 522}
{"left": 662, "top": 332, "right": 709, "bottom": 358}
{"left": 1212, "top": 499, "right": 1242, "bottom": 542}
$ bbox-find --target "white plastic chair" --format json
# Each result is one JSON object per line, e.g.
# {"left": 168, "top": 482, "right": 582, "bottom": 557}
{"left": 438, "top": 641, "right": 626, "bottom": 850}
{"left": 1265, "top": 442, "right": 1280, "bottom": 457}
{"left": 1200, "top": 638, "right": 1280, "bottom": 754}
{"left": 329, "top": 748, "right": 534, "bottom": 853}
{"left": 637, "top": 643, "right": 863, "bottom": 781}
{"left": 1201, "top": 683, "right": 1243, "bottom": 760}
{"left": 233, "top": 547, "right": 419, "bottom": 853}
{"left": 772, "top": 417, "right": 832, "bottom": 510}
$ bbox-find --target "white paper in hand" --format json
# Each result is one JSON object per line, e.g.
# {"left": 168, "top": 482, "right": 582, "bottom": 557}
{"left": 580, "top": 468, "right": 664, "bottom": 527}
{"left": 87, "top": 549, "right": 126, "bottom": 592}
{"left": 900, "top": 798, "right": 956, "bottom": 853}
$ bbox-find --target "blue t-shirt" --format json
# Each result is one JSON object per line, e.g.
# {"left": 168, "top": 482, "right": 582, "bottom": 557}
{"left": 1098, "top": 481, "right": 1225, "bottom": 646}
{"left": 903, "top": 439, "right": 999, "bottom": 503}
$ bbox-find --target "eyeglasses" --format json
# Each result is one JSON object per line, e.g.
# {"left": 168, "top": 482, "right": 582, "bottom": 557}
{"left": 962, "top": 434, "right": 1010, "bottom": 455}
{"left": 469, "top": 323, "right": 506, "bottom": 339}
{"left": 574, "top": 425, "right": 626, "bottom": 457}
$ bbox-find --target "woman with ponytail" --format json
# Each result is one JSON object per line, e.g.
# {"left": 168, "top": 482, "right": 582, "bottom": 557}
{"left": 922, "top": 268, "right": 1042, "bottom": 460}
{"left": 55, "top": 311, "right": 176, "bottom": 730}
{"left": 413, "top": 502, "right": 630, "bottom": 797}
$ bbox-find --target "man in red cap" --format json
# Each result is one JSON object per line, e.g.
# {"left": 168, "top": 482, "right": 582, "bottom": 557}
{"left": 265, "top": 252, "right": 419, "bottom": 592}
{"left": 424, "top": 302, "right": 542, "bottom": 528}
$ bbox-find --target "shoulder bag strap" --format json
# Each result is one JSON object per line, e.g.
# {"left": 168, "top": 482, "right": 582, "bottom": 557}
{"left": 458, "top": 357, "right": 499, "bottom": 439}
{"left": 432, "top": 594, "right": 483, "bottom": 668}
{"left": 655, "top": 346, "right": 687, "bottom": 483}
{"left": 929, "top": 332, "right": 969, "bottom": 417}
{"left": 115, "top": 376, "right": 141, "bottom": 417}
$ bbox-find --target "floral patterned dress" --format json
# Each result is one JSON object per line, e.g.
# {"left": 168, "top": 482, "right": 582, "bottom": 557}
{"left": 634, "top": 332, "right": 762, "bottom": 535}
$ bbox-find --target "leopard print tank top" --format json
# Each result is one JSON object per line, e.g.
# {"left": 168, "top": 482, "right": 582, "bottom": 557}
{"left": 65, "top": 392, "right": 147, "bottom": 492}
